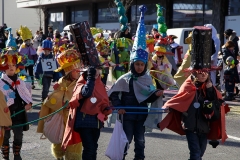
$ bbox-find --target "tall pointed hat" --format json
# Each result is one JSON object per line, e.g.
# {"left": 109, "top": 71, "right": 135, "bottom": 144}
{"left": 5, "top": 28, "right": 17, "bottom": 49}
{"left": 130, "top": 5, "right": 148, "bottom": 64}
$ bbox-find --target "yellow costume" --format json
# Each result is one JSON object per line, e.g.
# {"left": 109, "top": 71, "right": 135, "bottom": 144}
{"left": 0, "top": 91, "right": 12, "bottom": 147}
{"left": 173, "top": 32, "right": 192, "bottom": 86}
{"left": 37, "top": 49, "right": 82, "bottom": 160}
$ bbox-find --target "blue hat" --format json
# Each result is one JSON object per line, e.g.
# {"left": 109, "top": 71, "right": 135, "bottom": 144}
{"left": 130, "top": 5, "right": 148, "bottom": 63}
{"left": 5, "top": 28, "right": 17, "bottom": 49}
{"left": 42, "top": 39, "right": 53, "bottom": 51}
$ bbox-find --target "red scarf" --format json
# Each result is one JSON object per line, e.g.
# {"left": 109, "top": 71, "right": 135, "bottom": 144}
{"left": 160, "top": 76, "right": 230, "bottom": 143}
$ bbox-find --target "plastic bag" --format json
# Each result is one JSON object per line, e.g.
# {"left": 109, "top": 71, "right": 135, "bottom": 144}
{"left": 105, "top": 116, "right": 129, "bottom": 160}
{"left": 43, "top": 113, "right": 64, "bottom": 144}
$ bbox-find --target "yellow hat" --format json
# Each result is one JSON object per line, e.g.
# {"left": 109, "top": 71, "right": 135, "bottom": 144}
{"left": 90, "top": 27, "right": 103, "bottom": 36}
{"left": 18, "top": 26, "right": 32, "bottom": 41}
{"left": 95, "top": 39, "right": 109, "bottom": 55}
{"left": 55, "top": 49, "right": 82, "bottom": 74}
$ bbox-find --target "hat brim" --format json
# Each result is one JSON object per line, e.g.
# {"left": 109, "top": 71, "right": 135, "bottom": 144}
{"left": 183, "top": 66, "right": 222, "bottom": 73}
{"left": 54, "top": 59, "right": 80, "bottom": 72}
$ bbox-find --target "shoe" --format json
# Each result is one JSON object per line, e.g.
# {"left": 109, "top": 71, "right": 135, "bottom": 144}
{"left": 1, "top": 145, "right": 9, "bottom": 160}
{"left": 13, "top": 143, "right": 22, "bottom": 160}
{"left": 32, "top": 85, "right": 35, "bottom": 89}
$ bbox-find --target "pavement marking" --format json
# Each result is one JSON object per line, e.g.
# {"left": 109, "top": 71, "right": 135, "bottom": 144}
{"left": 228, "top": 135, "right": 240, "bottom": 141}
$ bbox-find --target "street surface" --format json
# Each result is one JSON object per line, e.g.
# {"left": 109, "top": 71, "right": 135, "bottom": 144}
{"left": 7, "top": 82, "right": 240, "bottom": 160}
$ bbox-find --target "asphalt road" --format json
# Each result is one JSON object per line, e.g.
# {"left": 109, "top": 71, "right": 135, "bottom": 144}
{"left": 6, "top": 83, "right": 240, "bottom": 160}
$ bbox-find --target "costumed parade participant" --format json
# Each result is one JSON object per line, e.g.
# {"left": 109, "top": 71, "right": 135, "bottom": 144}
{"left": 34, "top": 38, "right": 60, "bottom": 102}
{"left": 173, "top": 31, "right": 193, "bottom": 86}
{"left": 62, "top": 21, "right": 112, "bottom": 160}
{"left": 146, "top": 34, "right": 154, "bottom": 69}
{"left": 111, "top": 37, "right": 131, "bottom": 80}
{"left": 0, "top": 26, "right": 7, "bottom": 50}
{"left": 0, "top": 61, "right": 12, "bottom": 148}
{"left": 5, "top": 28, "right": 33, "bottom": 94}
{"left": 204, "top": 24, "right": 220, "bottom": 86}
{"left": 159, "top": 26, "right": 230, "bottom": 160}
{"left": 0, "top": 48, "right": 33, "bottom": 160}
{"left": 108, "top": 5, "right": 163, "bottom": 160}
{"left": 37, "top": 49, "right": 82, "bottom": 160}
{"left": 151, "top": 40, "right": 176, "bottom": 90}
{"left": 18, "top": 26, "right": 38, "bottom": 89}
{"left": 96, "top": 39, "right": 115, "bottom": 85}
{"left": 110, "top": 0, "right": 132, "bottom": 80}
{"left": 156, "top": 4, "right": 177, "bottom": 75}
{"left": 169, "top": 35, "right": 183, "bottom": 67}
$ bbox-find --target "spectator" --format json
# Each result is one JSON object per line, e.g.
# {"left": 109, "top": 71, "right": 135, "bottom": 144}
{"left": 15, "top": 30, "right": 23, "bottom": 49}
{"left": 0, "top": 26, "right": 7, "bottom": 49}
{"left": 39, "top": 31, "right": 46, "bottom": 46}
{"left": 32, "top": 30, "right": 41, "bottom": 51}
{"left": 224, "top": 29, "right": 239, "bottom": 57}
{"left": 119, "top": 28, "right": 132, "bottom": 40}
{"left": 48, "top": 26, "right": 54, "bottom": 39}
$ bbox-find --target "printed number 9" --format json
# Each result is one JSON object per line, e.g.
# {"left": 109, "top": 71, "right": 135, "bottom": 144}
{"left": 47, "top": 62, "right": 52, "bottom": 69}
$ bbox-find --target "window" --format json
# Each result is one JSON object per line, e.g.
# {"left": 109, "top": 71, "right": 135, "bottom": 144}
{"left": 98, "top": 8, "right": 118, "bottom": 22}
{"left": 229, "top": 0, "right": 240, "bottom": 15}
{"left": 173, "top": 0, "right": 213, "bottom": 28}
{"left": 71, "top": 7, "right": 89, "bottom": 23}
{"left": 49, "top": 12, "right": 64, "bottom": 31}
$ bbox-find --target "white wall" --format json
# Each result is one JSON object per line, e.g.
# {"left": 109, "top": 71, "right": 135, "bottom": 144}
{"left": 0, "top": 0, "right": 42, "bottom": 36}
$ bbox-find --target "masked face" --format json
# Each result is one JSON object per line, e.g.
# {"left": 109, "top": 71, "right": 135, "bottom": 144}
{"left": 25, "top": 40, "right": 31, "bottom": 46}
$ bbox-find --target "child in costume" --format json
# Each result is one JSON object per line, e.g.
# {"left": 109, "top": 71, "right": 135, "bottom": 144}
{"left": 37, "top": 49, "right": 82, "bottom": 160}
{"left": 96, "top": 40, "right": 115, "bottom": 85}
{"left": 223, "top": 56, "right": 238, "bottom": 101}
{"left": 0, "top": 49, "right": 32, "bottom": 160}
{"left": 159, "top": 27, "right": 229, "bottom": 160}
{"left": 108, "top": 5, "right": 163, "bottom": 160}
{"left": 0, "top": 59, "right": 12, "bottom": 148}
{"left": 173, "top": 32, "right": 193, "bottom": 86}
{"left": 18, "top": 26, "right": 38, "bottom": 89}
{"left": 151, "top": 40, "right": 175, "bottom": 89}
{"left": 34, "top": 38, "right": 60, "bottom": 101}
{"left": 110, "top": 37, "right": 131, "bottom": 80}
{"left": 62, "top": 66, "right": 112, "bottom": 159}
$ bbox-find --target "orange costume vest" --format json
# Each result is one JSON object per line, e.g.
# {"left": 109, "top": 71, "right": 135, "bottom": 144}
{"left": 62, "top": 76, "right": 110, "bottom": 150}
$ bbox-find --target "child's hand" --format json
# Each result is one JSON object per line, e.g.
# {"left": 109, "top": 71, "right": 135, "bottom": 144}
{"left": 53, "top": 83, "right": 60, "bottom": 90}
{"left": 118, "top": 109, "right": 126, "bottom": 114}
{"left": 155, "top": 90, "right": 164, "bottom": 96}
{"left": 25, "top": 103, "right": 32, "bottom": 110}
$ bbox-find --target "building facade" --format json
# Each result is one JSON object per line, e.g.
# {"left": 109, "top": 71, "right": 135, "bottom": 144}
{"left": 16, "top": 0, "right": 240, "bottom": 43}
{"left": 1, "top": 0, "right": 41, "bottom": 36}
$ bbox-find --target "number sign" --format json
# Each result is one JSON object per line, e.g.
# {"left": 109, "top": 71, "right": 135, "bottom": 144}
{"left": 41, "top": 59, "right": 57, "bottom": 71}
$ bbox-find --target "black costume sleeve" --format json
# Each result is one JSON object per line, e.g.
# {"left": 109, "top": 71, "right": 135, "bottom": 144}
{"left": 205, "top": 86, "right": 216, "bottom": 101}
{"left": 81, "top": 79, "right": 95, "bottom": 98}
{"left": 109, "top": 92, "right": 122, "bottom": 107}
{"left": 144, "top": 91, "right": 160, "bottom": 103}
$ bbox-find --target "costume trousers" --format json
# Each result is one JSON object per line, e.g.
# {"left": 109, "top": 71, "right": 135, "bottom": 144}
{"left": 101, "top": 73, "right": 108, "bottom": 85}
{"left": 185, "top": 130, "right": 207, "bottom": 160}
{"left": 123, "top": 120, "right": 145, "bottom": 160}
{"left": 51, "top": 143, "right": 82, "bottom": 160}
{"left": 42, "top": 76, "right": 52, "bottom": 101}
{"left": 25, "top": 65, "right": 34, "bottom": 85}
{"left": 77, "top": 128, "right": 100, "bottom": 160}
{"left": 3, "top": 127, "right": 23, "bottom": 146}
